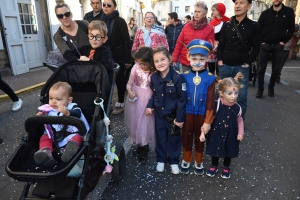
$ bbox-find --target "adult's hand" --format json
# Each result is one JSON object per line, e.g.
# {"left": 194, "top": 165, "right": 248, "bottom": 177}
{"left": 172, "top": 62, "right": 177, "bottom": 66}
{"left": 217, "top": 60, "right": 223, "bottom": 66}
{"left": 125, "top": 63, "right": 132, "bottom": 68}
{"left": 279, "top": 42, "right": 284, "bottom": 45}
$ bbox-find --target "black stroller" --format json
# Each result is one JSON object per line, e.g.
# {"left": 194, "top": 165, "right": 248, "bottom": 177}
{"left": 5, "top": 61, "right": 126, "bottom": 199}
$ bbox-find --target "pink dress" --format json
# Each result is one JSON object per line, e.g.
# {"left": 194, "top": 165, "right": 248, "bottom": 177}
{"left": 124, "top": 64, "right": 155, "bottom": 148}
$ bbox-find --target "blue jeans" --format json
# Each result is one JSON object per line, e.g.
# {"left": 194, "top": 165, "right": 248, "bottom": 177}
{"left": 219, "top": 64, "right": 249, "bottom": 119}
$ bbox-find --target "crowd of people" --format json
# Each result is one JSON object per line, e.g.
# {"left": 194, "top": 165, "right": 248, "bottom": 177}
{"left": 1, "top": 0, "right": 298, "bottom": 177}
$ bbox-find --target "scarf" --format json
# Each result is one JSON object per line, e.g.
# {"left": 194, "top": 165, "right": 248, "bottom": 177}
{"left": 210, "top": 3, "right": 230, "bottom": 27}
{"left": 141, "top": 24, "right": 166, "bottom": 47}
{"left": 191, "top": 17, "right": 208, "bottom": 30}
{"left": 101, "top": 10, "right": 119, "bottom": 44}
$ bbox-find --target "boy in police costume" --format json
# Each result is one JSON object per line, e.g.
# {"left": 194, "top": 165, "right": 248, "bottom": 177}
{"left": 180, "top": 39, "right": 216, "bottom": 175}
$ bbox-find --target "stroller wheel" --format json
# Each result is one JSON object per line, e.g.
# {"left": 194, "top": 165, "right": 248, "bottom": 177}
{"left": 112, "top": 143, "right": 126, "bottom": 182}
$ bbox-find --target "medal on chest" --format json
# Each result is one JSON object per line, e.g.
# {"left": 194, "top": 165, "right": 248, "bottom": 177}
{"left": 193, "top": 71, "right": 201, "bottom": 85}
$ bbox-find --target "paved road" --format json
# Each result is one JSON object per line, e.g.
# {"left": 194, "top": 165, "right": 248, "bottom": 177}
{"left": 1, "top": 63, "right": 300, "bottom": 200}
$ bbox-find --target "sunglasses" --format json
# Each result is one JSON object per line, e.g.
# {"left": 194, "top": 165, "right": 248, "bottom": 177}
{"left": 103, "top": 3, "right": 113, "bottom": 8}
{"left": 88, "top": 34, "right": 105, "bottom": 41}
{"left": 56, "top": 12, "right": 71, "bottom": 19}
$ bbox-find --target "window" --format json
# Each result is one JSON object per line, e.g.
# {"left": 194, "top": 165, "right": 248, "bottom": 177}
{"left": 163, "top": 1, "right": 166, "bottom": 6}
{"left": 175, "top": 6, "right": 179, "bottom": 13}
{"left": 18, "top": 3, "right": 37, "bottom": 34}
{"left": 185, "top": 6, "right": 190, "bottom": 13}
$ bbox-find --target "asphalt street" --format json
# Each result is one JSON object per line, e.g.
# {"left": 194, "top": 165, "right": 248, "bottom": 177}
{"left": 0, "top": 60, "right": 300, "bottom": 200}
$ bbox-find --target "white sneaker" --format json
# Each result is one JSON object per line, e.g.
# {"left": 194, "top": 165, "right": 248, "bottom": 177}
{"left": 156, "top": 162, "right": 165, "bottom": 172}
{"left": 170, "top": 164, "right": 180, "bottom": 174}
{"left": 12, "top": 99, "right": 23, "bottom": 111}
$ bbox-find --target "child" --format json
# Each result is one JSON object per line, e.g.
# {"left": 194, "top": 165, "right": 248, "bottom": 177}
{"left": 34, "top": 82, "right": 90, "bottom": 167}
{"left": 63, "top": 20, "right": 113, "bottom": 72}
{"left": 206, "top": 73, "right": 244, "bottom": 179}
{"left": 125, "top": 46, "right": 155, "bottom": 163}
{"left": 145, "top": 46, "right": 186, "bottom": 175}
{"left": 180, "top": 39, "right": 215, "bottom": 176}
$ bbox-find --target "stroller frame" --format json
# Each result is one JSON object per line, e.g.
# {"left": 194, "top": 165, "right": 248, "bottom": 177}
{"left": 5, "top": 61, "right": 126, "bottom": 200}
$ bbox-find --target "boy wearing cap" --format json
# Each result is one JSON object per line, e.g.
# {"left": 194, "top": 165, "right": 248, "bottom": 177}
{"left": 180, "top": 39, "right": 215, "bottom": 175}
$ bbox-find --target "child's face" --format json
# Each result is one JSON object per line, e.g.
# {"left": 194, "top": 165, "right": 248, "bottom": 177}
{"left": 187, "top": 54, "right": 208, "bottom": 71}
{"left": 153, "top": 52, "right": 170, "bottom": 74}
{"left": 135, "top": 58, "right": 151, "bottom": 71}
{"left": 49, "top": 88, "right": 73, "bottom": 109}
{"left": 220, "top": 86, "right": 239, "bottom": 104}
{"left": 88, "top": 29, "right": 108, "bottom": 49}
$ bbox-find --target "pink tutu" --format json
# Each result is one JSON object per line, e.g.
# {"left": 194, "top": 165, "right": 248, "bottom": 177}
{"left": 124, "top": 84, "right": 155, "bottom": 148}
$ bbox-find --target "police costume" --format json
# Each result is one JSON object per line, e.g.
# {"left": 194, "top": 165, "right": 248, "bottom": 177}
{"left": 181, "top": 39, "right": 216, "bottom": 167}
{"left": 147, "top": 67, "right": 186, "bottom": 164}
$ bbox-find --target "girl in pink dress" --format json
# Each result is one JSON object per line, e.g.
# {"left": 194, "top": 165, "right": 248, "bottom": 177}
{"left": 124, "top": 46, "right": 155, "bottom": 163}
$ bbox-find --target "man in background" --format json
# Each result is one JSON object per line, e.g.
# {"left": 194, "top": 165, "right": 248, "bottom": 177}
{"left": 83, "top": 0, "right": 103, "bottom": 22}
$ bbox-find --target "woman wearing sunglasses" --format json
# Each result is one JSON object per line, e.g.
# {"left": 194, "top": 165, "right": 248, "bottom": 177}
{"left": 131, "top": 12, "right": 169, "bottom": 53}
{"left": 53, "top": 1, "right": 89, "bottom": 55}
{"left": 100, "top": 0, "right": 132, "bottom": 115}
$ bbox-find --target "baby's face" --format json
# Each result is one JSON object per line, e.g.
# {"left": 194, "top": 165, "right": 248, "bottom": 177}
{"left": 49, "top": 88, "right": 72, "bottom": 109}
{"left": 88, "top": 29, "right": 108, "bottom": 49}
{"left": 187, "top": 54, "right": 208, "bottom": 71}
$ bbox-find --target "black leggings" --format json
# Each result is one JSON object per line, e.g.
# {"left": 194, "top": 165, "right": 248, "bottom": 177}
{"left": 0, "top": 75, "right": 18, "bottom": 102}
{"left": 212, "top": 156, "right": 231, "bottom": 168}
{"left": 208, "top": 62, "right": 219, "bottom": 75}
{"left": 115, "top": 62, "right": 134, "bottom": 104}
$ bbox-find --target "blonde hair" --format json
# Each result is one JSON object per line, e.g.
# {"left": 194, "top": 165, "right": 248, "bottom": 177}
{"left": 54, "top": 0, "right": 71, "bottom": 14}
{"left": 50, "top": 82, "right": 72, "bottom": 96}
{"left": 217, "top": 72, "right": 244, "bottom": 93}
{"left": 88, "top": 20, "right": 108, "bottom": 36}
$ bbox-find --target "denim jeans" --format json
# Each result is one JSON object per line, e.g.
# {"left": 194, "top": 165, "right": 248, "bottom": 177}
{"left": 257, "top": 43, "right": 284, "bottom": 89}
{"left": 219, "top": 64, "right": 249, "bottom": 119}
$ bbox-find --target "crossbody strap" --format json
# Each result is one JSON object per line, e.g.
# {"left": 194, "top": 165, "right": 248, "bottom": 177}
{"left": 231, "top": 17, "right": 249, "bottom": 52}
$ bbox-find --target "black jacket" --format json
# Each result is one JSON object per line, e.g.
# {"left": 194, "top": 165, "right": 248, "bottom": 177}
{"left": 258, "top": 4, "right": 295, "bottom": 44}
{"left": 217, "top": 16, "right": 261, "bottom": 66}
{"left": 63, "top": 44, "right": 113, "bottom": 72}
{"left": 83, "top": 11, "right": 103, "bottom": 23}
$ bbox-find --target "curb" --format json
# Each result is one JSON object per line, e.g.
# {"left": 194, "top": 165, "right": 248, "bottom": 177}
{"left": 0, "top": 82, "right": 46, "bottom": 103}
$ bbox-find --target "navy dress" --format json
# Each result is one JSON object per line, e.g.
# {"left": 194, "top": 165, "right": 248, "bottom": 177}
{"left": 206, "top": 99, "right": 242, "bottom": 158}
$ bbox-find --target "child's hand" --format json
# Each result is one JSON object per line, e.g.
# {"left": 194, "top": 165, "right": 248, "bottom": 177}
{"left": 199, "top": 131, "right": 205, "bottom": 142}
{"left": 174, "top": 120, "right": 184, "bottom": 128}
{"left": 145, "top": 108, "right": 154, "bottom": 116}
{"left": 79, "top": 56, "right": 90, "bottom": 61}
{"left": 128, "top": 91, "right": 136, "bottom": 99}
{"left": 36, "top": 111, "right": 43, "bottom": 116}
{"left": 201, "top": 123, "right": 211, "bottom": 134}
{"left": 57, "top": 105, "right": 70, "bottom": 116}
{"left": 237, "top": 135, "right": 243, "bottom": 141}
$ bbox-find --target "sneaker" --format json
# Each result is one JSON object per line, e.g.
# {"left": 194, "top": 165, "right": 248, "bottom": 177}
{"left": 268, "top": 86, "right": 274, "bottom": 97}
{"left": 111, "top": 102, "right": 125, "bottom": 115}
{"left": 61, "top": 141, "right": 79, "bottom": 162}
{"left": 221, "top": 166, "right": 231, "bottom": 179}
{"left": 12, "top": 99, "right": 23, "bottom": 111}
{"left": 180, "top": 160, "right": 190, "bottom": 174}
{"left": 194, "top": 162, "right": 205, "bottom": 175}
{"left": 34, "top": 148, "right": 56, "bottom": 167}
{"left": 206, "top": 165, "right": 218, "bottom": 177}
{"left": 170, "top": 164, "right": 180, "bottom": 174}
{"left": 156, "top": 162, "right": 165, "bottom": 172}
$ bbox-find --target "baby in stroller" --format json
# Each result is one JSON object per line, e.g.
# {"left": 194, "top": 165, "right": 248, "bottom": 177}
{"left": 34, "top": 82, "right": 90, "bottom": 167}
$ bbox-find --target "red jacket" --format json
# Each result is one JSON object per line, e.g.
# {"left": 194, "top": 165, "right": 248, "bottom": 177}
{"left": 172, "top": 23, "right": 215, "bottom": 66}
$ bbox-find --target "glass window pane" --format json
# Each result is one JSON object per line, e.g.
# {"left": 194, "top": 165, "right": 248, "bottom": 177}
{"left": 18, "top": 3, "right": 22, "bottom": 13}
{"left": 32, "top": 25, "right": 37, "bottom": 34}
{"left": 22, "top": 4, "right": 28, "bottom": 14}
{"left": 25, "top": 25, "right": 32, "bottom": 34}
{"left": 30, "top": 15, "right": 36, "bottom": 25}
{"left": 20, "top": 14, "right": 24, "bottom": 24}
{"left": 24, "top": 14, "right": 30, "bottom": 24}
{"left": 22, "top": 25, "right": 25, "bottom": 34}
{"left": 29, "top": 5, "right": 35, "bottom": 15}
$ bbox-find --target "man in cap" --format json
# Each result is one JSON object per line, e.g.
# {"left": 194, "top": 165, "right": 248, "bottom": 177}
{"left": 255, "top": 0, "right": 294, "bottom": 98}
{"left": 180, "top": 39, "right": 215, "bottom": 175}
{"left": 83, "top": 0, "right": 103, "bottom": 22}
{"left": 217, "top": 0, "right": 260, "bottom": 119}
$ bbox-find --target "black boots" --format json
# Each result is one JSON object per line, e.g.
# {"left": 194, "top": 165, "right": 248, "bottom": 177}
{"left": 268, "top": 86, "right": 274, "bottom": 97}
{"left": 138, "top": 145, "right": 149, "bottom": 163}
{"left": 256, "top": 89, "right": 263, "bottom": 98}
{"left": 132, "top": 145, "right": 141, "bottom": 156}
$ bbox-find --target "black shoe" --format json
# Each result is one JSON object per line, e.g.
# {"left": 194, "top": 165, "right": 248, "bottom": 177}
{"left": 275, "top": 77, "right": 280, "bottom": 83}
{"left": 0, "top": 137, "right": 2, "bottom": 144}
{"left": 268, "top": 86, "right": 274, "bottom": 97}
{"left": 255, "top": 90, "right": 263, "bottom": 98}
{"left": 139, "top": 145, "right": 149, "bottom": 163}
{"left": 132, "top": 145, "right": 141, "bottom": 156}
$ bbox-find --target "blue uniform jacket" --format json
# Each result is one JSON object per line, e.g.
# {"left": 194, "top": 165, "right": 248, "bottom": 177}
{"left": 182, "top": 69, "right": 215, "bottom": 115}
{"left": 147, "top": 67, "right": 187, "bottom": 122}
